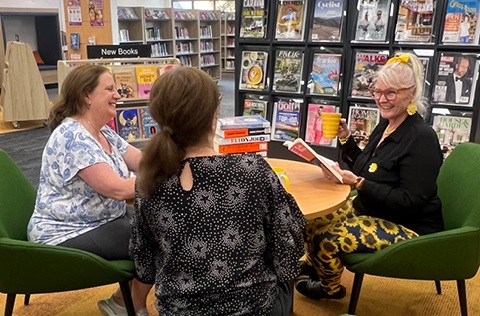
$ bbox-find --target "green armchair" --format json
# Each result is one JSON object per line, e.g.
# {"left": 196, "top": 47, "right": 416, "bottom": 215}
{"left": 342, "top": 142, "right": 480, "bottom": 316}
{"left": 0, "top": 149, "right": 137, "bottom": 316}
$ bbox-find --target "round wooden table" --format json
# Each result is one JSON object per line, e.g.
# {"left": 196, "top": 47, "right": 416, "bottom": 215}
{"left": 268, "top": 158, "right": 351, "bottom": 220}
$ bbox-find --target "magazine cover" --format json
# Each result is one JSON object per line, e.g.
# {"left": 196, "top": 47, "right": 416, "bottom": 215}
{"left": 347, "top": 105, "right": 380, "bottom": 149}
{"left": 243, "top": 94, "right": 268, "bottom": 118}
{"left": 354, "top": 0, "right": 390, "bottom": 41}
{"left": 311, "top": 0, "right": 344, "bottom": 41}
{"left": 419, "top": 56, "right": 431, "bottom": 97}
{"left": 432, "top": 53, "right": 478, "bottom": 106}
{"left": 275, "top": 0, "right": 307, "bottom": 40}
{"left": 308, "top": 53, "right": 341, "bottom": 96}
{"left": 139, "top": 107, "right": 160, "bottom": 139}
{"left": 271, "top": 97, "right": 303, "bottom": 141}
{"left": 116, "top": 108, "right": 141, "bottom": 141}
{"left": 351, "top": 51, "right": 388, "bottom": 98}
{"left": 239, "top": 50, "right": 268, "bottom": 90}
{"left": 442, "top": 0, "right": 480, "bottom": 44}
{"left": 273, "top": 49, "right": 304, "bottom": 93}
{"left": 239, "top": 0, "right": 267, "bottom": 38}
{"left": 304, "top": 103, "right": 337, "bottom": 147}
{"left": 395, "top": 0, "right": 436, "bottom": 43}
{"left": 431, "top": 111, "right": 472, "bottom": 158}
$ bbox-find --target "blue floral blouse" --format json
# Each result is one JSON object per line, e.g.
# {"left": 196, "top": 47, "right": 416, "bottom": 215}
{"left": 27, "top": 117, "right": 131, "bottom": 245}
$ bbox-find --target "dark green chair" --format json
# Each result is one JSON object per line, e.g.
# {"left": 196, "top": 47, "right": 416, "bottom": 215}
{"left": 342, "top": 142, "right": 480, "bottom": 316}
{"left": 0, "top": 149, "right": 136, "bottom": 316}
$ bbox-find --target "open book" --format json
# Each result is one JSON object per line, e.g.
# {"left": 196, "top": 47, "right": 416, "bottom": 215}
{"left": 283, "top": 138, "right": 343, "bottom": 183}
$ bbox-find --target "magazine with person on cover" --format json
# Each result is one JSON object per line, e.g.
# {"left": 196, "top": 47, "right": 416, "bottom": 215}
{"left": 275, "top": 0, "right": 307, "bottom": 40}
{"left": 442, "top": 0, "right": 480, "bottom": 44}
{"left": 350, "top": 51, "right": 388, "bottom": 98}
{"left": 304, "top": 103, "right": 338, "bottom": 147}
{"left": 354, "top": 0, "right": 391, "bottom": 42}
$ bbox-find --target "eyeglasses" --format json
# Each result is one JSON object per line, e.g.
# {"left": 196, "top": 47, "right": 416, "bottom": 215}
{"left": 370, "top": 86, "right": 414, "bottom": 101}
{"left": 219, "top": 93, "right": 223, "bottom": 101}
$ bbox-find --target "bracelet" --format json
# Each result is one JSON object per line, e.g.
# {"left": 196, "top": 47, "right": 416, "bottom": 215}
{"left": 339, "top": 132, "right": 351, "bottom": 145}
{"left": 354, "top": 177, "right": 365, "bottom": 190}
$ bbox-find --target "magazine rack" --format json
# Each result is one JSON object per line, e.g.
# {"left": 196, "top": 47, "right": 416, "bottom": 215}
{"left": 234, "top": 0, "right": 480, "bottom": 161}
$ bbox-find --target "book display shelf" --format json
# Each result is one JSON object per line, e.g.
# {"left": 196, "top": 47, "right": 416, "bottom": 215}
{"left": 234, "top": 0, "right": 480, "bottom": 161}
{"left": 222, "top": 12, "right": 236, "bottom": 71}
{"left": 57, "top": 57, "right": 181, "bottom": 142}
{"left": 116, "top": 7, "right": 222, "bottom": 81}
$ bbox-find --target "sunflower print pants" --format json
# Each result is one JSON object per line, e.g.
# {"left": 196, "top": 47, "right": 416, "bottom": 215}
{"left": 304, "top": 197, "right": 418, "bottom": 295}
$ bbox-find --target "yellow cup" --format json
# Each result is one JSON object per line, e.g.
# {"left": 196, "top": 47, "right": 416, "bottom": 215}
{"left": 272, "top": 167, "right": 290, "bottom": 191}
{"left": 322, "top": 112, "right": 342, "bottom": 139}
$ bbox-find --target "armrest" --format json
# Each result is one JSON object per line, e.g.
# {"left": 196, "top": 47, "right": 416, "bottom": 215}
{"left": 343, "top": 227, "right": 480, "bottom": 280}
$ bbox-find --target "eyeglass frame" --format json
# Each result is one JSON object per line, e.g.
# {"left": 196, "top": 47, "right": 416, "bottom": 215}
{"left": 369, "top": 85, "right": 415, "bottom": 101}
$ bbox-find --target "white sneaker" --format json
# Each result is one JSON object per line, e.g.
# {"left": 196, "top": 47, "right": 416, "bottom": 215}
{"left": 98, "top": 294, "right": 127, "bottom": 316}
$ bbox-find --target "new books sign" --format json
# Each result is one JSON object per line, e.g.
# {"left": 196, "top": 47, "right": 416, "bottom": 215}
{"left": 87, "top": 44, "right": 150, "bottom": 59}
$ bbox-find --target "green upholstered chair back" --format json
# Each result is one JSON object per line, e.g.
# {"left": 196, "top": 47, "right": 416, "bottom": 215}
{"left": 437, "top": 142, "right": 480, "bottom": 230}
{"left": 0, "top": 149, "right": 36, "bottom": 240}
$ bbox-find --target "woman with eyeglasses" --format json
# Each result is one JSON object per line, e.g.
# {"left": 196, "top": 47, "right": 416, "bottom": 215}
{"left": 295, "top": 52, "right": 444, "bottom": 300}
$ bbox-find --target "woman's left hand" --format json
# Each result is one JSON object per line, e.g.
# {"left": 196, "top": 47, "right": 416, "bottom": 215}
{"left": 332, "top": 163, "right": 358, "bottom": 186}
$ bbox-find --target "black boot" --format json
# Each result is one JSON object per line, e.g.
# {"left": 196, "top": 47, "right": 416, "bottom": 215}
{"left": 295, "top": 262, "right": 319, "bottom": 281}
{"left": 295, "top": 279, "right": 346, "bottom": 300}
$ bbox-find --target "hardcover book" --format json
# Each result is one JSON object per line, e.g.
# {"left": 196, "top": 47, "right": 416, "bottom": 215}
{"left": 214, "top": 141, "right": 269, "bottom": 154}
{"left": 273, "top": 49, "right": 304, "bottom": 93}
{"left": 304, "top": 103, "right": 338, "bottom": 147}
{"left": 354, "top": 0, "right": 390, "bottom": 42}
{"left": 139, "top": 107, "right": 160, "bottom": 139}
{"left": 442, "top": 0, "right": 479, "bottom": 44}
{"left": 239, "top": 51, "right": 268, "bottom": 90}
{"left": 113, "top": 70, "right": 138, "bottom": 99}
{"left": 243, "top": 94, "right": 268, "bottom": 118}
{"left": 239, "top": 0, "right": 267, "bottom": 38}
{"left": 351, "top": 51, "right": 388, "bottom": 98}
{"left": 395, "top": 0, "right": 436, "bottom": 43}
{"left": 116, "top": 108, "right": 141, "bottom": 141}
{"left": 135, "top": 65, "right": 158, "bottom": 98}
{"left": 311, "top": 0, "right": 344, "bottom": 42}
{"left": 214, "top": 134, "right": 270, "bottom": 145}
{"left": 431, "top": 110, "right": 472, "bottom": 158}
{"left": 216, "top": 126, "right": 272, "bottom": 138}
{"left": 308, "top": 53, "right": 341, "bottom": 96}
{"left": 275, "top": 0, "right": 307, "bottom": 40}
{"left": 283, "top": 138, "right": 343, "bottom": 183}
{"left": 217, "top": 115, "right": 270, "bottom": 130}
{"left": 347, "top": 105, "right": 380, "bottom": 149}
{"left": 271, "top": 97, "right": 303, "bottom": 142}
{"left": 432, "top": 53, "right": 478, "bottom": 106}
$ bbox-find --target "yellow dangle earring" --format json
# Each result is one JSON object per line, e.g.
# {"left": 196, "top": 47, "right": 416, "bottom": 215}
{"left": 406, "top": 102, "right": 417, "bottom": 116}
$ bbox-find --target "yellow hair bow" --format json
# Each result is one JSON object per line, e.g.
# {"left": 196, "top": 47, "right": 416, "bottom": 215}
{"left": 385, "top": 54, "right": 410, "bottom": 65}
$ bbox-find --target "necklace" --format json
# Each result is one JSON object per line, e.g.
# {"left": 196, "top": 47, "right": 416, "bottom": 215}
{"left": 81, "top": 118, "right": 101, "bottom": 142}
{"left": 384, "top": 125, "right": 397, "bottom": 136}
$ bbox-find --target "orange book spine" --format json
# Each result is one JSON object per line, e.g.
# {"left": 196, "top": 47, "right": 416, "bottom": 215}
{"left": 215, "top": 142, "right": 269, "bottom": 154}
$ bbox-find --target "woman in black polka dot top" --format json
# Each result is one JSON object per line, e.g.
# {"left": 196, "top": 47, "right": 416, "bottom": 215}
{"left": 130, "top": 67, "right": 306, "bottom": 316}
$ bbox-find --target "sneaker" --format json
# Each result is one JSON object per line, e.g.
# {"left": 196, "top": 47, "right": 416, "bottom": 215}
{"left": 295, "top": 279, "right": 346, "bottom": 300}
{"left": 98, "top": 294, "right": 127, "bottom": 316}
{"left": 136, "top": 308, "right": 150, "bottom": 316}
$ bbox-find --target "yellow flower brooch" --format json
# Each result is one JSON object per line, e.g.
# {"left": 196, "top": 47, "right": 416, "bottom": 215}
{"left": 368, "top": 163, "right": 378, "bottom": 173}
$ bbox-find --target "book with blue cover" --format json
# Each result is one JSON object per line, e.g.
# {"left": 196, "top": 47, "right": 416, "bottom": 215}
{"left": 217, "top": 115, "right": 270, "bottom": 130}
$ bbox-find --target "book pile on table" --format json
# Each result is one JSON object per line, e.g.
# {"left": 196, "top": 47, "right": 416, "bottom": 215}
{"left": 214, "top": 115, "right": 271, "bottom": 157}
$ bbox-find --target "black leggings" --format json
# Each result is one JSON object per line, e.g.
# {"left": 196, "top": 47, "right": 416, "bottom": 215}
{"left": 58, "top": 208, "right": 133, "bottom": 260}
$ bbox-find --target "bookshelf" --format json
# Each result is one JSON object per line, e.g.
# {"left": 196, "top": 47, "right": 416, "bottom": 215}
{"left": 173, "top": 10, "right": 199, "bottom": 68}
{"left": 117, "top": 6, "right": 144, "bottom": 43}
{"left": 234, "top": 0, "right": 480, "bottom": 160}
{"left": 199, "top": 10, "right": 222, "bottom": 80}
{"left": 222, "top": 12, "right": 236, "bottom": 72}
{"left": 57, "top": 57, "right": 181, "bottom": 142}
{"left": 144, "top": 8, "right": 174, "bottom": 58}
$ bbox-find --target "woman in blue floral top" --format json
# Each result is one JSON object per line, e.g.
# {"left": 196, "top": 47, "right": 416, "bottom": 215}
{"left": 131, "top": 67, "right": 306, "bottom": 315}
{"left": 27, "top": 65, "right": 152, "bottom": 316}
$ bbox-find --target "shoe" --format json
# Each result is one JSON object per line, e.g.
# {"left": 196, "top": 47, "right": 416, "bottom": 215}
{"left": 295, "top": 279, "right": 346, "bottom": 300}
{"left": 136, "top": 308, "right": 150, "bottom": 316}
{"left": 98, "top": 294, "right": 127, "bottom": 316}
{"left": 296, "top": 262, "right": 319, "bottom": 281}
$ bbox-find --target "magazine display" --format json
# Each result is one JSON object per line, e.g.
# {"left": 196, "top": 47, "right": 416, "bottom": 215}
{"left": 354, "top": 0, "right": 391, "bottom": 41}
{"left": 347, "top": 105, "right": 380, "bottom": 149}
{"left": 243, "top": 94, "right": 268, "bottom": 118}
{"left": 275, "top": 0, "right": 307, "bottom": 40}
{"left": 351, "top": 51, "right": 388, "bottom": 98}
{"left": 283, "top": 138, "right": 343, "bottom": 183}
{"left": 239, "top": 0, "right": 267, "bottom": 38}
{"left": 239, "top": 51, "right": 268, "bottom": 91}
{"left": 395, "top": 0, "right": 436, "bottom": 43}
{"left": 304, "top": 103, "right": 337, "bottom": 147}
{"left": 273, "top": 49, "right": 304, "bottom": 93}
{"left": 271, "top": 97, "right": 303, "bottom": 141}
{"left": 432, "top": 53, "right": 478, "bottom": 106}
{"left": 442, "top": 0, "right": 480, "bottom": 44}
{"left": 308, "top": 53, "right": 341, "bottom": 96}
{"left": 431, "top": 112, "right": 472, "bottom": 158}
{"left": 311, "top": 0, "right": 344, "bottom": 41}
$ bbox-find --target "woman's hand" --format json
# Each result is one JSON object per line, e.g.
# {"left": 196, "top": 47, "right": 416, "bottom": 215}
{"left": 337, "top": 118, "right": 350, "bottom": 140}
{"left": 332, "top": 163, "right": 358, "bottom": 186}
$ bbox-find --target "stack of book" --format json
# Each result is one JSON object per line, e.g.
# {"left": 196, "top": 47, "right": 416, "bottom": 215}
{"left": 214, "top": 115, "right": 271, "bottom": 157}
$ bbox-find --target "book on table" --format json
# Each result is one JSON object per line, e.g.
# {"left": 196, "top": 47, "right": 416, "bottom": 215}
{"left": 216, "top": 115, "right": 271, "bottom": 138}
{"left": 283, "top": 138, "right": 343, "bottom": 183}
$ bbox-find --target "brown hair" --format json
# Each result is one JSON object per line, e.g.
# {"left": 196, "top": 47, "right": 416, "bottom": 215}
{"left": 48, "top": 64, "right": 109, "bottom": 131}
{"left": 138, "top": 67, "right": 220, "bottom": 196}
